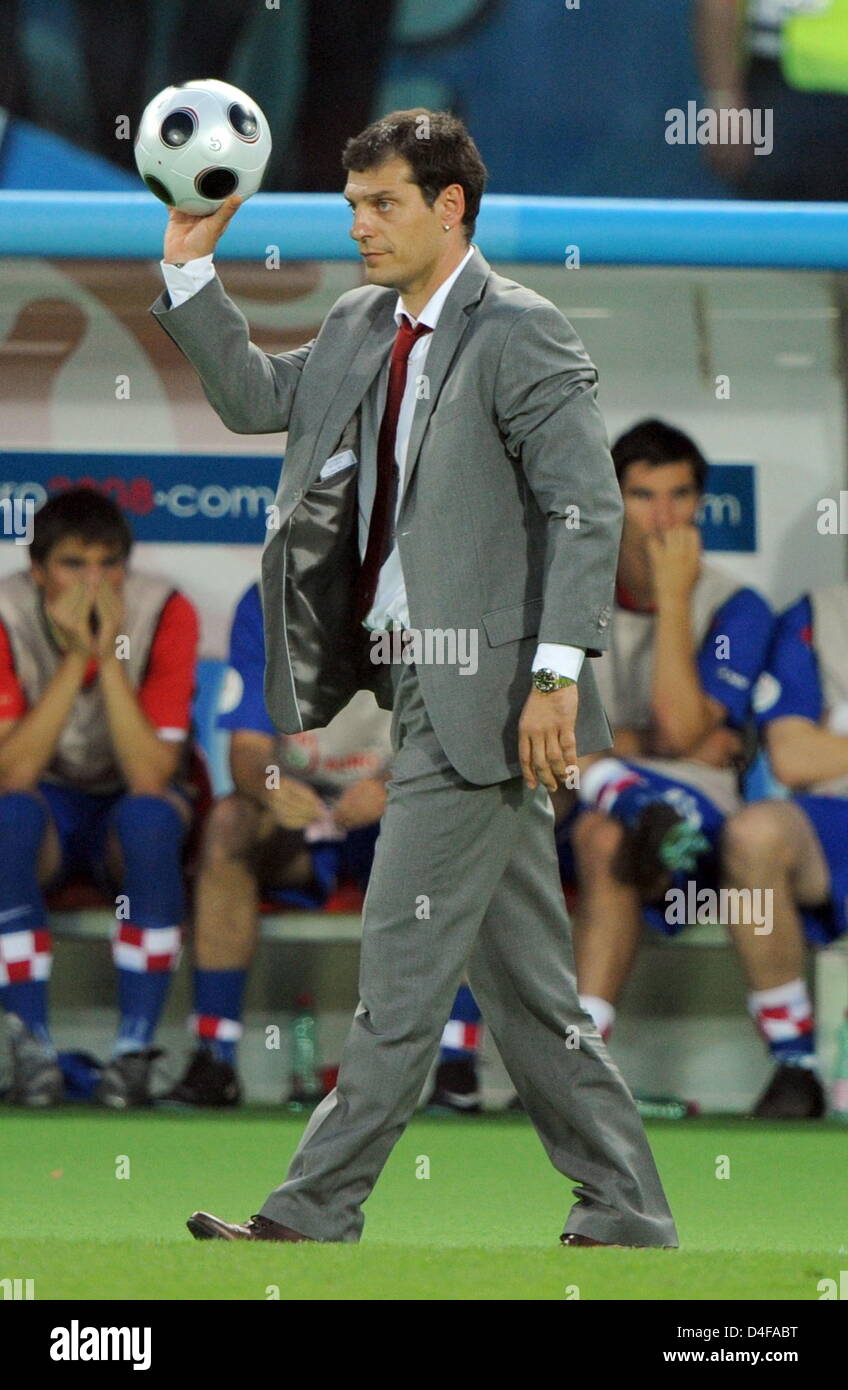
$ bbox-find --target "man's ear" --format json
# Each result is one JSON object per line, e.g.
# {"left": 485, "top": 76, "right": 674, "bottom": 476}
{"left": 437, "top": 182, "right": 465, "bottom": 225}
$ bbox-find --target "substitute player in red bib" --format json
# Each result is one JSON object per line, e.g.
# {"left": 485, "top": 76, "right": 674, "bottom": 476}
{"left": 0, "top": 488, "right": 201, "bottom": 1107}
{"left": 722, "top": 583, "right": 848, "bottom": 1117}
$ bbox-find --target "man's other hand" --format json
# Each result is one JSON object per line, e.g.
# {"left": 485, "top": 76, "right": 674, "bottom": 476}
{"left": 91, "top": 580, "right": 125, "bottom": 662}
{"left": 163, "top": 194, "right": 243, "bottom": 265}
{"left": 332, "top": 778, "right": 387, "bottom": 831}
{"left": 46, "top": 578, "right": 96, "bottom": 658}
{"left": 518, "top": 685, "right": 579, "bottom": 791}
{"left": 266, "top": 775, "right": 326, "bottom": 831}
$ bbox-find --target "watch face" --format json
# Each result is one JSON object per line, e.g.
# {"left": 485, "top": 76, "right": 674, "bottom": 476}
{"left": 534, "top": 668, "right": 573, "bottom": 692}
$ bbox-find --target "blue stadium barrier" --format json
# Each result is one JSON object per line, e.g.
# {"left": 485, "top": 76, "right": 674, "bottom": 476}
{"left": 2, "top": 191, "right": 848, "bottom": 267}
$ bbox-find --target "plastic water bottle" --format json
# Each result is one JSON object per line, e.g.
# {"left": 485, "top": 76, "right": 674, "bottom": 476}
{"left": 831, "top": 1017, "right": 848, "bottom": 1121}
{"left": 287, "top": 994, "right": 322, "bottom": 1111}
{"left": 635, "top": 1094, "right": 700, "bottom": 1120}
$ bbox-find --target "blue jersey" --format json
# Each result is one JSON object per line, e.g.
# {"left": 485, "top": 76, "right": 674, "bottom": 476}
{"left": 217, "top": 583, "right": 276, "bottom": 737}
{"left": 753, "top": 596, "right": 820, "bottom": 727}
{"left": 696, "top": 588, "right": 774, "bottom": 729}
{"left": 751, "top": 593, "right": 848, "bottom": 945}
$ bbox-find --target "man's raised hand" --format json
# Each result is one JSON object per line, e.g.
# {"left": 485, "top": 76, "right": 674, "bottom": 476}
{"left": 163, "top": 193, "right": 243, "bottom": 265}
{"left": 91, "top": 581, "right": 125, "bottom": 661}
{"left": 45, "top": 579, "right": 97, "bottom": 658}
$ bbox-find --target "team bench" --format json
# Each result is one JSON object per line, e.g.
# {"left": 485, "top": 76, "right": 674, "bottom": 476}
{"left": 45, "top": 879, "right": 847, "bottom": 1022}
{"left": 46, "top": 878, "right": 367, "bottom": 945}
{"left": 45, "top": 876, "right": 731, "bottom": 948}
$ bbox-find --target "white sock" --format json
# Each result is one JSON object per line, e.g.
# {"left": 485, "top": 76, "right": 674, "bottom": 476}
{"left": 579, "top": 993, "right": 616, "bottom": 1040}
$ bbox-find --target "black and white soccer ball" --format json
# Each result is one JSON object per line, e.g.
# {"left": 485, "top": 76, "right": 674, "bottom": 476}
{"left": 134, "top": 78, "right": 272, "bottom": 215}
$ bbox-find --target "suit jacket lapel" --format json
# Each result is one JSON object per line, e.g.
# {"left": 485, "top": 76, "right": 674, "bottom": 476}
{"left": 304, "top": 247, "right": 491, "bottom": 494}
{"left": 399, "top": 248, "right": 489, "bottom": 509}
{"left": 305, "top": 295, "right": 396, "bottom": 486}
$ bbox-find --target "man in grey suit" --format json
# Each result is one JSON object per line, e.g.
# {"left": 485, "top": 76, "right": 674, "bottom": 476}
{"left": 151, "top": 108, "right": 677, "bottom": 1249}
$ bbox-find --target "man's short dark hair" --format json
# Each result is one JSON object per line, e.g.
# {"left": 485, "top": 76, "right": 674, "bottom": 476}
{"left": 342, "top": 108, "right": 488, "bottom": 242}
{"left": 30, "top": 487, "right": 133, "bottom": 566}
{"left": 611, "top": 418, "right": 708, "bottom": 494}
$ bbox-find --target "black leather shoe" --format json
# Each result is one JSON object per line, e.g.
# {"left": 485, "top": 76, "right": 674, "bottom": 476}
{"left": 160, "top": 1047, "right": 242, "bottom": 1108}
{"left": 751, "top": 1063, "right": 826, "bottom": 1119}
{"left": 94, "top": 1048, "right": 162, "bottom": 1109}
{"left": 187, "top": 1210, "right": 316, "bottom": 1242}
{"left": 425, "top": 1058, "right": 481, "bottom": 1114}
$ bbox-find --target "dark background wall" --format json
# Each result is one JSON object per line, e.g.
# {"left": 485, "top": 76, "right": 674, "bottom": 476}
{"left": 0, "top": 0, "right": 728, "bottom": 198}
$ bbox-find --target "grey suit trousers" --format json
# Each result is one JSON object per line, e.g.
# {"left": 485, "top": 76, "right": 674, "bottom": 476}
{"left": 259, "top": 657, "right": 678, "bottom": 1246}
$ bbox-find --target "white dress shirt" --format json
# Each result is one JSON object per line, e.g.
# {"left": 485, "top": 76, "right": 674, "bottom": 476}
{"left": 160, "top": 253, "right": 584, "bottom": 682}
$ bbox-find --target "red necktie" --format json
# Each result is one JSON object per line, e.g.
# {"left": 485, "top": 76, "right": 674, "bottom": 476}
{"left": 354, "top": 318, "right": 433, "bottom": 624}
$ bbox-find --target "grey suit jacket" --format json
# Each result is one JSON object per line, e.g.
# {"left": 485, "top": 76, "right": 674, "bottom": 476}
{"left": 151, "top": 246, "right": 622, "bottom": 785}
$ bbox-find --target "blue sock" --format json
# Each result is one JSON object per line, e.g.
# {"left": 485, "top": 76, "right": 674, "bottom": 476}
{"left": 4, "top": 985, "right": 53, "bottom": 1051}
{"left": 440, "top": 983, "right": 482, "bottom": 1062}
{"left": 0, "top": 792, "right": 53, "bottom": 1048}
{"left": 772, "top": 1033, "right": 817, "bottom": 1068}
{"left": 114, "top": 969, "right": 176, "bottom": 1056}
{"left": 192, "top": 968, "right": 246, "bottom": 1064}
{"left": 109, "top": 796, "right": 186, "bottom": 1057}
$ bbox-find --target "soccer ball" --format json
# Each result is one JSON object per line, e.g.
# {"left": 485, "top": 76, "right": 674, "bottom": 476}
{"left": 134, "top": 78, "right": 272, "bottom": 215}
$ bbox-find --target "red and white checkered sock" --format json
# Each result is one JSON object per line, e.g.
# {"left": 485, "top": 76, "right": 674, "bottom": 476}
{"left": 0, "top": 927, "right": 53, "bottom": 1048}
{"left": 113, "top": 922, "right": 183, "bottom": 1056}
{"left": 748, "top": 978, "right": 817, "bottom": 1069}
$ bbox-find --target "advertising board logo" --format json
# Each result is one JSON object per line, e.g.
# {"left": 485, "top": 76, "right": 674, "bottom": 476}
{"left": 0, "top": 452, "right": 281, "bottom": 544}
{"left": 0, "top": 455, "right": 758, "bottom": 551}
{"left": 698, "top": 464, "right": 756, "bottom": 553}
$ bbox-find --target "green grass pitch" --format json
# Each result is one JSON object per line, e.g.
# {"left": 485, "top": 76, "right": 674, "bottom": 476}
{"left": 2, "top": 1110, "right": 846, "bottom": 1300}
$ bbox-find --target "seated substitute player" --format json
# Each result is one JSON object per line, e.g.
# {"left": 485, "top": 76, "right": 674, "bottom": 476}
{"left": 0, "top": 488, "right": 201, "bottom": 1108}
{"left": 165, "top": 580, "right": 393, "bottom": 1106}
{"left": 558, "top": 419, "right": 773, "bottom": 1045}
{"left": 720, "top": 580, "right": 848, "bottom": 1118}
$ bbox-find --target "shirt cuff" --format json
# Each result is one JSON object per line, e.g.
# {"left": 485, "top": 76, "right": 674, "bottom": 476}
{"left": 160, "top": 254, "right": 216, "bottom": 309}
{"left": 532, "top": 643, "right": 585, "bottom": 681}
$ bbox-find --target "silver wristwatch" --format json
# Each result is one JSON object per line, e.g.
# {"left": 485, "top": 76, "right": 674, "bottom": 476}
{"left": 532, "top": 668, "right": 577, "bottom": 693}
